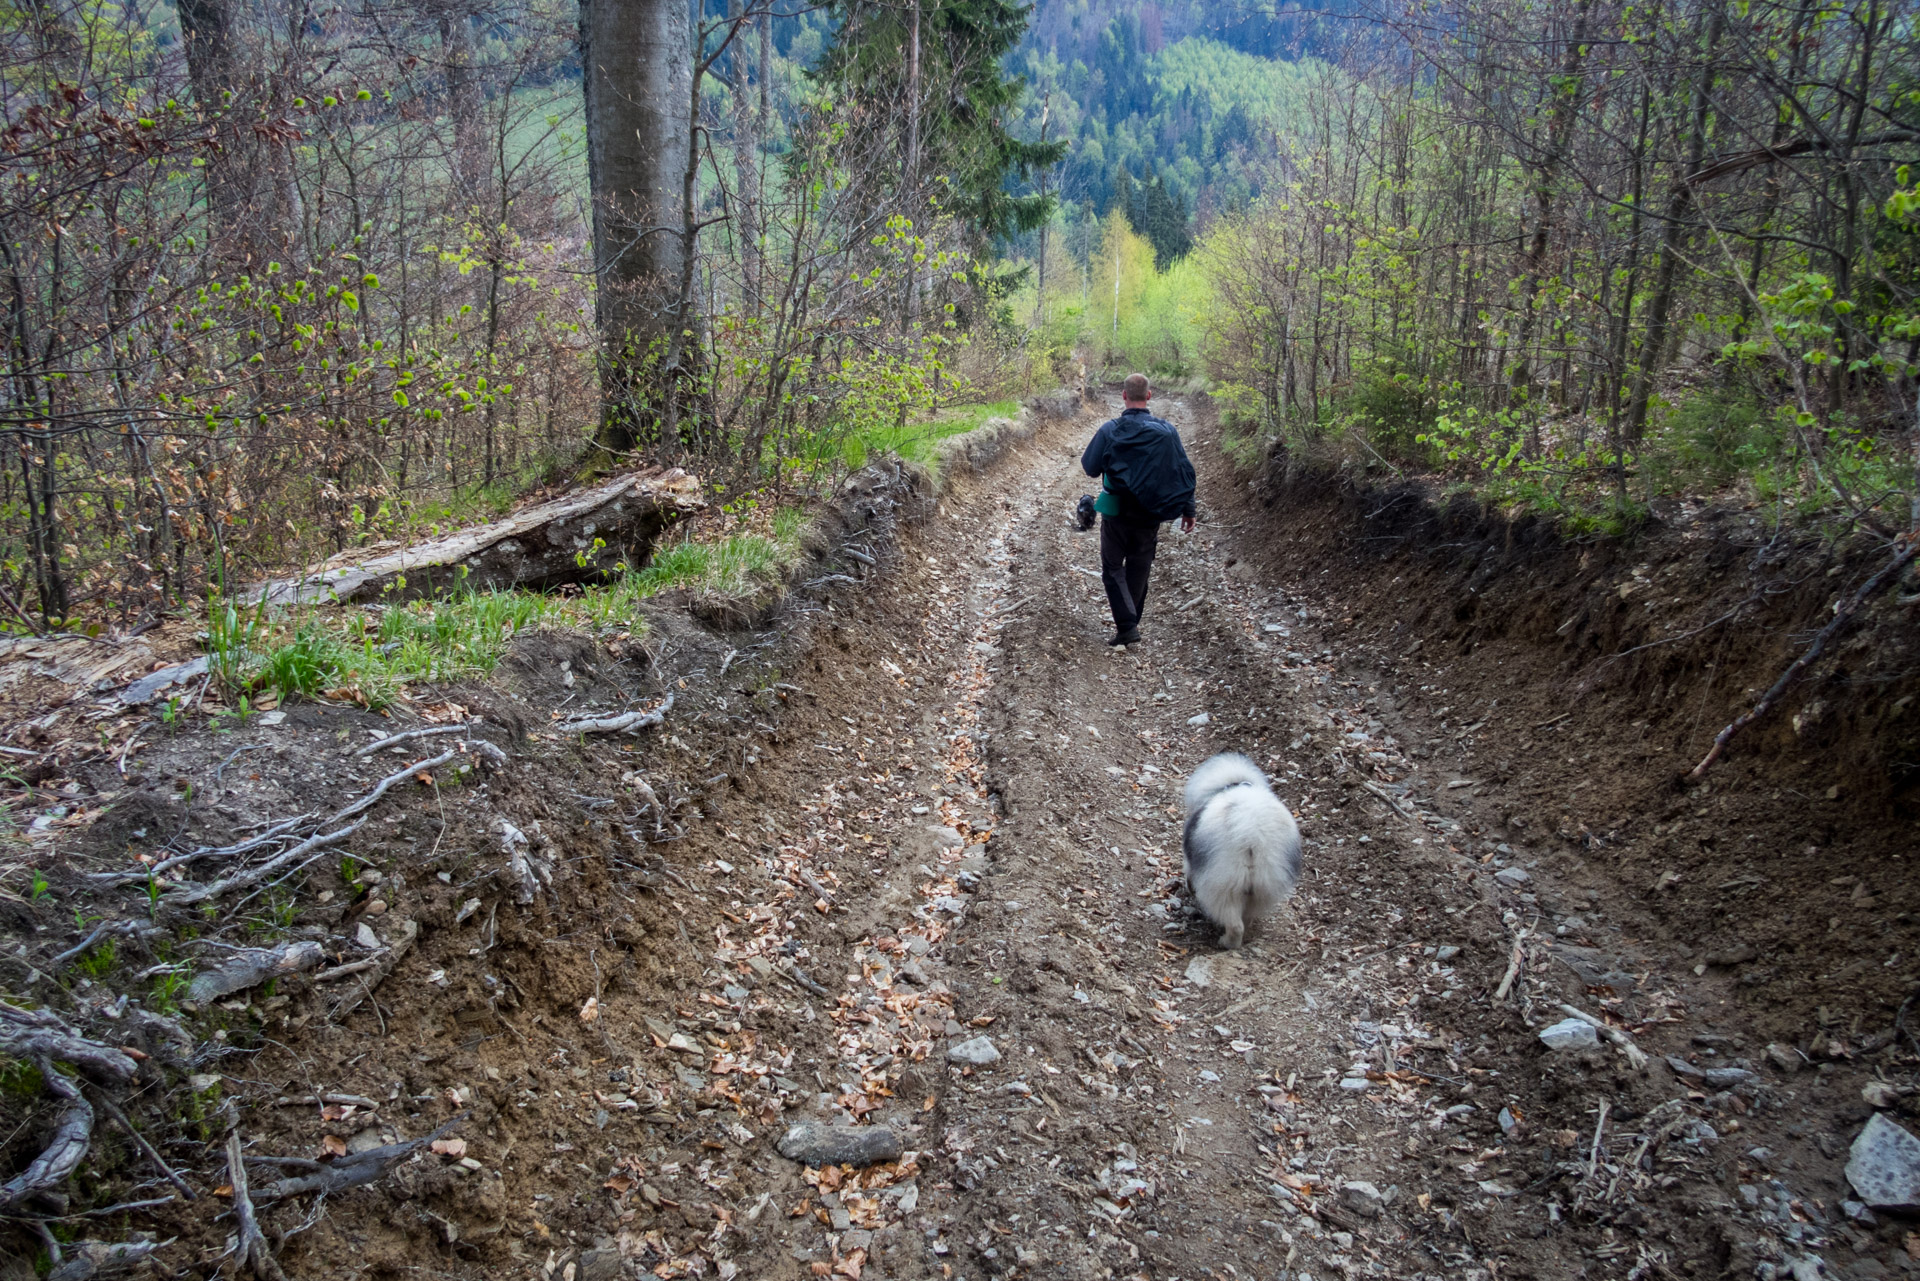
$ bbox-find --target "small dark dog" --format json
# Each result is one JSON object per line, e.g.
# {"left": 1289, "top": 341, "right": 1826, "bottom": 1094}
{"left": 1073, "top": 493, "right": 1097, "bottom": 531}
{"left": 1182, "top": 753, "right": 1302, "bottom": 949}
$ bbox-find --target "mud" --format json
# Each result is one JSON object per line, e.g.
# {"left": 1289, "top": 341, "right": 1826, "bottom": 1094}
{"left": 4, "top": 394, "right": 1916, "bottom": 1281}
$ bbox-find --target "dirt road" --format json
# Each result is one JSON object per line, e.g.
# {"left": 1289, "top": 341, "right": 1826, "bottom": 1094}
{"left": 704, "top": 395, "right": 1830, "bottom": 1281}
{"left": 25, "top": 394, "right": 1897, "bottom": 1281}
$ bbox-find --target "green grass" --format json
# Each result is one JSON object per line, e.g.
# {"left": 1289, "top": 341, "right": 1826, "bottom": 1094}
{"left": 846, "top": 399, "right": 1020, "bottom": 468}
{"left": 224, "top": 508, "right": 813, "bottom": 708}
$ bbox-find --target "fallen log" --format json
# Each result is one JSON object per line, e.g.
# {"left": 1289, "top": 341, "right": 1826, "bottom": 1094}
{"left": 248, "top": 467, "right": 704, "bottom": 606}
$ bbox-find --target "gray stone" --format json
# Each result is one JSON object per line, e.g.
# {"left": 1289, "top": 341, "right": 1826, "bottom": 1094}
{"left": 1766, "top": 1043, "right": 1800, "bottom": 1073}
{"left": 1846, "top": 1113, "right": 1920, "bottom": 1210}
{"left": 1498, "top": 1107, "right": 1518, "bottom": 1136}
{"left": 1184, "top": 956, "right": 1215, "bottom": 988}
{"left": 948, "top": 1036, "right": 1001, "bottom": 1066}
{"left": 1494, "top": 867, "right": 1531, "bottom": 887}
{"left": 346, "top": 1127, "right": 387, "bottom": 1155}
{"left": 577, "top": 1247, "right": 624, "bottom": 1281}
{"left": 1187, "top": 712, "right": 1211, "bottom": 727}
{"left": 1338, "top": 1181, "right": 1385, "bottom": 1217}
{"left": 1434, "top": 945, "right": 1461, "bottom": 962}
{"left": 1841, "top": 1200, "right": 1876, "bottom": 1226}
{"left": 776, "top": 1122, "right": 904, "bottom": 1168}
{"left": 1538, "top": 1018, "right": 1599, "bottom": 1051}
{"left": 1665, "top": 1055, "right": 1757, "bottom": 1089}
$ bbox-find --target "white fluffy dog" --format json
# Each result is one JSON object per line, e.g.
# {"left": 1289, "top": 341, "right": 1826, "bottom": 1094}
{"left": 1182, "top": 753, "right": 1302, "bottom": 949}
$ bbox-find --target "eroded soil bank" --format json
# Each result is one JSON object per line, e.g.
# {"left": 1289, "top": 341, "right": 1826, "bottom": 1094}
{"left": 5, "top": 395, "right": 1916, "bottom": 1281}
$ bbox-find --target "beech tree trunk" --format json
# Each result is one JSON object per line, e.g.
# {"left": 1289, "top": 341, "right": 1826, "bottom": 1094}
{"left": 581, "top": 0, "right": 693, "bottom": 457}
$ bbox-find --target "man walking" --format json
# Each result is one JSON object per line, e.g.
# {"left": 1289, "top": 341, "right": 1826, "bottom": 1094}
{"left": 1081, "top": 373, "right": 1197, "bottom": 646}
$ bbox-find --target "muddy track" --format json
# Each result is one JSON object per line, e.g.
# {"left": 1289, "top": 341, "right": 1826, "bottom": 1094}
{"left": 709, "top": 394, "right": 1909, "bottom": 1281}
{"left": 14, "top": 396, "right": 1909, "bottom": 1281}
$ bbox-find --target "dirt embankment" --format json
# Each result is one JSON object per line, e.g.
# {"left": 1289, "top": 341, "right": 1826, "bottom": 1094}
{"left": 1227, "top": 428, "right": 1920, "bottom": 1042}
{"left": 0, "top": 395, "right": 1082, "bottom": 1278}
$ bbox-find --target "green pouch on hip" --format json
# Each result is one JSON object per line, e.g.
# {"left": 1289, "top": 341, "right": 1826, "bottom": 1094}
{"left": 1093, "top": 478, "right": 1122, "bottom": 518}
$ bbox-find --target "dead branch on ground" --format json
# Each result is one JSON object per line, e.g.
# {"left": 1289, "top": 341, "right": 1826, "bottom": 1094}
{"left": 554, "top": 693, "right": 675, "bottom": 736}
{"left": 251, "top": 1113, "right": 467, "bottom": 1203}
{"left": 224, "top": 1105, "right": 287, "bottom": 1281}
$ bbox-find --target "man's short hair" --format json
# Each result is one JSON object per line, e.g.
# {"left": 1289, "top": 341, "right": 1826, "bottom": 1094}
{"left": 1122, "top": 372, "right": 1151, "bottom": 402}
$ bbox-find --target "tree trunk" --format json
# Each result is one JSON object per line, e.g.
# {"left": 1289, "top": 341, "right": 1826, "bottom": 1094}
{"left": 1625, "top": 0, "right": 1724, "bottom": 444}
{"left": 901, "top": 0, "right": 923, "bottom": 331}
{"left": 581, "top": 0, "right": 693, "bottom": 458}
{"left": 1508, "top": 0, "right": 1591, "bottom": 410}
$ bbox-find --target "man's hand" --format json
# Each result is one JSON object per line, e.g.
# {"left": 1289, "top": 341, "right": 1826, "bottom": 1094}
{"left": 1181, "top": 515, "right": 1196, "bottom": 533}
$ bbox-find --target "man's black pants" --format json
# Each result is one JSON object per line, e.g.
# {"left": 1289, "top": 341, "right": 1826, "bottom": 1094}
{"left": 1099, "top": 514, "right": 1160, "bottom": 634}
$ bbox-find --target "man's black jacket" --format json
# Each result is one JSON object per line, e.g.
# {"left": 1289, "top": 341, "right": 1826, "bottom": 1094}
{"left": 1081, "top": 407, "right": 1198, "bottom": 523}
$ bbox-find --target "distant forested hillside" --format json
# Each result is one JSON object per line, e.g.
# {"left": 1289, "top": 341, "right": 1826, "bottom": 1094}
{"left": 1003, "top": 0, "right": 1334, "bottom": 263}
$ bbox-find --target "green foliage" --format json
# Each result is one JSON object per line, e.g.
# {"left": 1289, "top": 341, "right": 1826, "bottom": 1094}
{"left": 0, "top": 1056, "right": 46, "bottom": 1100}
{"left": 258, "top": 624, "right": 352, "bottom": 702}
{"left": 1332, "top": 357, "right": 1437, "bottom": 458}
{"left": 28, "top": 869, "right": 51, "bottom": 902}
{"left": 1649, "top": 391, "right": 1780, "bottom": 487}
{"left": 74, "top": 940, "right": 117, "bottom": 979}
{"left": 813, "top": 0, "right": 1067, "bottom": 247}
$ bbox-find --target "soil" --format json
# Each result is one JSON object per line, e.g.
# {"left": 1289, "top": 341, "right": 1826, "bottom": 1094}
{"left": 3, "top": 394, "right": 1917, "bottom": 1281}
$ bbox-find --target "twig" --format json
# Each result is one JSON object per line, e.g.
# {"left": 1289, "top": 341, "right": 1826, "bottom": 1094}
{"left": 224, "top": 1106, "right": 287, "bottom": 1281}
{"left": 1587, "top": 1100, "right": 1610, "bottom": 1179}
{"left": 1494, "top": 931, "right": 1529, "bottom": 1002}
{"left": 312, "top": 954, "right": 389, "bottom": 982}
{"left": 163, "top": 820, "right": 365, "bottom": 906}
{"left": 117, "top": 733, "right": 144, "bottom": 776}
{"left": 0, "top": 1002, "right": 138, "bottom": 1083}
{"left": 88, "top": 1087, "right": 195, "bottom": 1200}
{"left": 329, "top": 919, "right": 419, "bottom": 1021}
{"left": 553, "top": 694, "right": 675, "bottom": 736}
{"left": 1557, "top": 1003, "right": 1650, "bottom": 1070}
{"left": 253, "top": 1113, "right": 466, "bottom": 1203}
{"left": 92, "top": 816, "right": 309, "bottom": 884}
{"left": 349, "top": 722, "right": 476, "bottom": 758}
{"left": 324, "top": 749, "right": 457, "bottom": 825}
{"left": 1689, "top": 537, "right": 1920, "bottom": 779}
{"left": 272, "top": 1093, "right": 380, "bottom": 1110}
{"left": 51, "top": 919, "right": 116, "bottom": 967}
{"left": 1533, "top": 713, "right": 1572, "bottom": 730}
{"left": 1358, "top": 779, "right": 1419, "bottom": 823}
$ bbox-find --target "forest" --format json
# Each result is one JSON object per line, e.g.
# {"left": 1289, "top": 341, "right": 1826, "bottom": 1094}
{"left": 3, "top": 2, "right": 1920, "bottom": 1277}
{"left": 1, "top": 0, "right": 1917, "bottom": 622}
